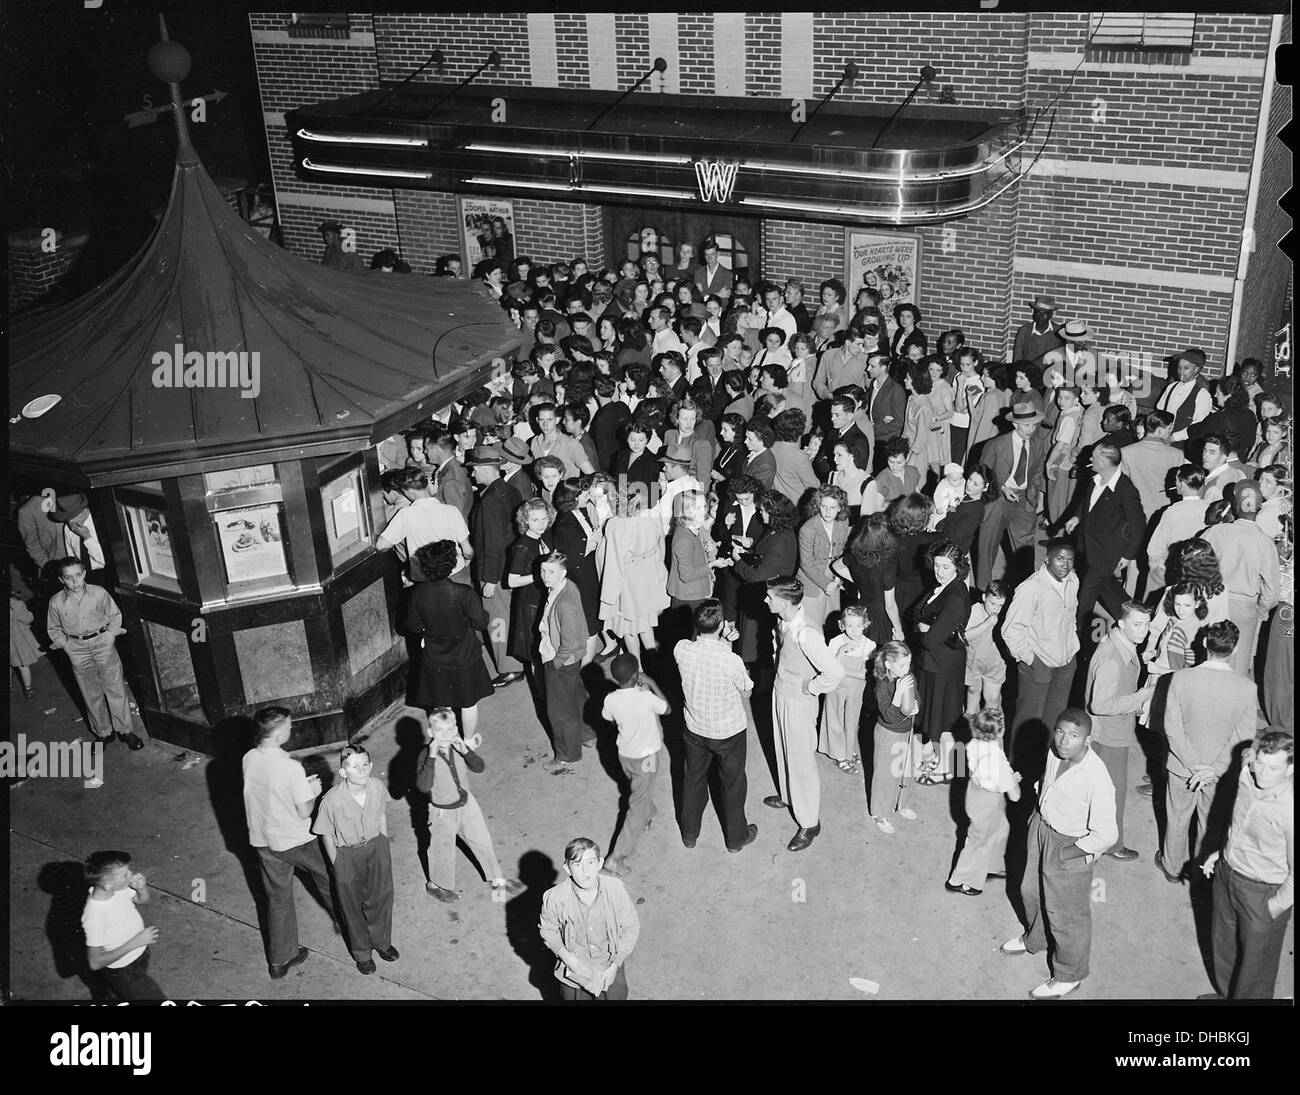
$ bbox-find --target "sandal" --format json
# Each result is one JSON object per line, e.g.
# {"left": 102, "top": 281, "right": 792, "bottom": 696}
{"left": 897, "top": 807, "right": 918, "bottom": 821}
{"left": 872, "top": 815, "right": 896, "bottom": 834}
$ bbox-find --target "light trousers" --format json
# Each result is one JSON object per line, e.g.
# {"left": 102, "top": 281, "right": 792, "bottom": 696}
{"left": 948, "top": 784, "right": 1010, "bottom": 889}
{"left": 65, "top": 634, "right": 135, "bottom": 739}
{"left": 428, "top": 792, "right": 503, "bottom": 890}
{"left": 773, "top": 690, "right": 821, "bottom": 828}
{"left": 1161, "top": 773, "right": 1214, "bottom": 875}
{"left": 819, "top": 677, "right": 866, "bottom": 762}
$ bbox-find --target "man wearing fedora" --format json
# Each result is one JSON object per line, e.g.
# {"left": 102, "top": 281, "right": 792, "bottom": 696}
{"left": 499, "top": 437, "right": 537, "bottom": 501}
{"left": 47, "top": 556, "right": 145, "bottom": 752}
{"left": 467, "top": 445, "right": 526, "bottom": 688}
{"left": 1155, "top": 348, "right": 1214, "bottom": 445}
{"left": 1013, "top": 295, "right": 1065, "bottom": 367}
{"left": 651, "top": 444, "right": 702, "bottom": 537}
{"left": 976, "top": 403, "right": 1051, "bottom": 591}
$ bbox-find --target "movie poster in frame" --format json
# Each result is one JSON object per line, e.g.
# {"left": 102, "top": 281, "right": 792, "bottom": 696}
{"left": 843, "top": 229, "right": 922, "bottom": 314}
{"left": 460, "top": 195, "right": 517, "bottom": 272}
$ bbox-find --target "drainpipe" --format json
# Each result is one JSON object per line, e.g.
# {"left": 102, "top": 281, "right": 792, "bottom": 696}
{"left": 1224, "top": 14, "right": 1282, "bottom": 375}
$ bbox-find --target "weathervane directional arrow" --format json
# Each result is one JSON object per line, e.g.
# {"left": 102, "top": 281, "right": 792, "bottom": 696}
{"left": 124, "top": 88, "right": 227, "bottom": 128}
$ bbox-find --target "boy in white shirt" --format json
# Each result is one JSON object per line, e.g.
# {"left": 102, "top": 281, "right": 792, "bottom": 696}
{"left": 82, "top": 849, "right": 164, "bottom": 1000}
{"left": 600, "top": 655, "right": 670, "bottom": 878}
{"left": 946, "top": 709, "right": 1020, "bottom": 895}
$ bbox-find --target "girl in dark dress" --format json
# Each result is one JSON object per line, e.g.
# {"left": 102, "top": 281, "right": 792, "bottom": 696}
{"left": 937, "top": 462, "right": 992, "bottom": 565}
{"left": 505, "top": 497, "right": 554, "bottom": 665}
{"left": 711, "top": 413, "right": 748, "bottom": 486}
{"left": 836, "top": 513, "right": 905, "bottom": 649}
{"left": 406, "top": 541, "right": 495, "bottom": 739}
{"left": 887, "top": 492, "right": 938, "bottom": 634}
{"left": 550, "top": 478, "right": 603, "bottom": 662}
{"left": 730, "top": 491, "right": 799, "bottom": 664}
{"left": 914, "top": 541, "right": 973, "bottom": 786}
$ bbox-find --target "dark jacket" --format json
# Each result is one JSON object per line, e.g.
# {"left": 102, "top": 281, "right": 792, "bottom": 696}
{"left": 591, "top": 401, "right": 632, "bottom": 472}
{"left": 406, "top": 580, "right": 489, "bottom": 669}
{"left": 610, "top": 449, "right": 661, "bottom": 496}
{"left": 1073, "top": 471, "right": 1146, "bottom": 566}
{"left": 914, "top": 580, "right": 972, "bottom": 675}
{"left": 814, "top": 422, "right": 869, "bottom": 481}
{"left": 740, "top": 448, "right": 777, "bottom": 492}
{"left": 433, "top": 458, "right": 474, "bottom": 520}
{"left": 868, "top": 376, "right": 908, "bottom": 442}
{"left": 469, "top": 477, "right": 522, "bottom": 585}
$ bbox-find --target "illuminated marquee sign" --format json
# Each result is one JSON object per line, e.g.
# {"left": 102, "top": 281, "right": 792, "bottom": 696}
{"left": 693, "top": 161, "right": 739, "bottom": 204}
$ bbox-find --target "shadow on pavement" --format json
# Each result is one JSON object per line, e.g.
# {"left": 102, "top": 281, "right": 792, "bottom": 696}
{"left": 505, "top": 849, "right": 560, "bottom": 1001}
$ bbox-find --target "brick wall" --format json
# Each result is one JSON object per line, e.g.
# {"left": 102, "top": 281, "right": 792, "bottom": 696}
{"left": 1236, "top": 16, "right": 1292, "bottom": 368}
{"left": 8, "top": 229, "right": 91, "bottom": 312}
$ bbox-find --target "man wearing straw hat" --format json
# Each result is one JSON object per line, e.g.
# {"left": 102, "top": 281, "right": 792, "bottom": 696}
{"left": 1013, "top": 294, "right": 1065, "bottom": 366}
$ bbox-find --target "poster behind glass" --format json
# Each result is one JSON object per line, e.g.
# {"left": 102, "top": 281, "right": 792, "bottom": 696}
{"left": 216, "top": 503, "right": 289, "bottom": 585}
{"left": 460, "top": 196, "right": 516, "bottom": 272}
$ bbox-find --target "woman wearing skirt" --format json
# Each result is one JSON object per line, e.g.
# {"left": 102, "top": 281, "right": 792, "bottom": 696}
{"left": 913, "top": 541, "right": 972, "bottom": 784}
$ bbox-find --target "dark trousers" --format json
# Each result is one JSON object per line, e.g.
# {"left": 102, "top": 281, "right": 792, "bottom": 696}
{"left": 101, "top": 949, "right": 165, "bottom": 1001}
{"left": 950, "top": 424, "right": 969, "bottom": 465}
{"left": 681, "top": 727, "right": 750, "bottom": 848}
{"left": 256, "top": 839, "right": 338, "bottom": 967}
{"left": 1010, "top": 657, "right": 1077, "bottom": 770}
{"left": 333, "top": 835, "right": 394, "bottom": 963}
{"left": 544, "top": 660, "right": 588, "bottom": 763}
{"left": 976, "top": 496, "right": 1037, "bottom": 590}
{"left": 1077, "top": 559, "right": 1128, "bottom": 635}
{"left": 1090, "top": 742, "right": 1129, "bottom": 851}
{"left": 559, "top": 964, "right": 628, "bottom": 1001}
{"left": 1212, "top": 862, "right": 1292, "bottom": 999}
{"left": 1021, "top": 811, "right": 1094, "bottom": 983}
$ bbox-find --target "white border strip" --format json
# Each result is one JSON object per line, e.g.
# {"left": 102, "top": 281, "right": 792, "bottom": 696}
{"left": 1014, "top": 256, "right": 1234, "bottom": 294}
{"left": 251, "top": 29, "right": 376, "bottom": 48}
{"left": 527, "top": 14, "right": 559, "bottom": 88}
{"left": 780, "top": 13, "right": 814, "bottom": 102}
{"left": 1031, "top": 157, "right": 1248, "bottom": 190}
{"left": 276, "top": 190, "right": 397, "bottom": 215}
{"left": 1028, "top": 51, "right": 1264, "bottom": 78}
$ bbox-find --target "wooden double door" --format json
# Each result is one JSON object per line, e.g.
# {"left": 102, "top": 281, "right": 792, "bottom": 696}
{"left": 604, "top": 206, "right": 761, "bottom": 283}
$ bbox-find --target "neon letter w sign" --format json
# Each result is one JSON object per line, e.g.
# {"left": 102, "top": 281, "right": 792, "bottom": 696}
{"left": 694, "top": 161, "right": 739, "bottom": 204}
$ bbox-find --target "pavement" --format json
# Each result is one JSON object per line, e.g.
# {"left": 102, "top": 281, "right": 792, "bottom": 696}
{"left": 7, "top": 647, "right": 1293, "bottom": 1002}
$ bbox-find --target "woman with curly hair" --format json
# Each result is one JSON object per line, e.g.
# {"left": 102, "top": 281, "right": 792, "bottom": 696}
{"left": 887, "top": 492, "right": 939, "bottom": 632}
{"left": 815, "top": 278, "right": 850, "bottom": 334}
{"left": 1011, "top": 361, "right": 1047, "bottom": 418}
{"left": 797, "top": 485, "right": 850, "bottom": 629}
{"left": 836, "top": 513, "right": 905, "bottom": 647}
{"left": 406, "top": 540, "right": 496, "bottom": 740}
{"left": 1147, "top": 538, "right": 1229, "bottom": 667}
{"left": 505, "top": 497, "right": 554, "bottom": 672}
{"left": 903, "top": 364, "right": 945, "bottom": 480}
{"left": 872, "top": 437, "right": 923, "bottom": 506}
{"left": 890, "top": 303, "right": 927, "bottom": 359}
{"left": 731, "top": 490, "right": 799, "bottom": 663}
{"left": 615, "top": 317, "right": 650, "bottom": 369}
{"left": 712, "top": 412, "right": 749, "bottom": 484}
{"left": 913, "top": 541, "right": 973, "bottom": 785}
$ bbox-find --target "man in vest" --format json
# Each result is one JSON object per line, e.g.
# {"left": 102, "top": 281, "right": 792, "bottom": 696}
{"left": 1155, "top": 348, "right": 1213, "bottom": 446}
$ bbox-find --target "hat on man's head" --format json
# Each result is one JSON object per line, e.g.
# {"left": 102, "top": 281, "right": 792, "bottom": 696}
{"left": 464, "top": 445, "right": 505, "bottom": 467}
{"left": 500, "top": 437, "right": 532, "bottom": 465}
{"left": 1176, "top": 347, "right": 1207, "bottom": 370}
{"left": 50, "top": 491, "right": 90, "bottom": 523}
{"left": 660, "top": 443, "right": 695, "bottom": 467}
{"left": 1009, "top": 402, "right": 1044, "bottom": 425}
{"left": 1030, "top": 294, "right": 1058, "bottom": 312}
{"left": 318, "top": 220, "right": 343, "bottom": 234}
{"left": 1060, "top": 319, "right": 1090, "bottom": 342}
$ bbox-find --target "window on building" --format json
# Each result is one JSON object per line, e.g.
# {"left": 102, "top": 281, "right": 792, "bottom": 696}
{"left": 287, "top": 13, "right": 351, "bottom": 39}
{"left": 1087, "top": 13, "right": 1196, "bottom": 53}
{"left": 626, "top": 227, "right": 675, "bottom": 269}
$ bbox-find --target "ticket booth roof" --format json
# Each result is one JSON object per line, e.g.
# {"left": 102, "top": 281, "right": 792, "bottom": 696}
{"left": 9, "top": 150, "right": 520, "bottom": 484}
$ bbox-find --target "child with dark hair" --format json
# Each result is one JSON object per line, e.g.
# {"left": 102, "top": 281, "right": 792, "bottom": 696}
{"left": 600, "top": 656, "right": 671, "bottom": 878}
{"left": 82, "top": 850, "right": 164, "bottom": 1000}
{"left": 946, "top": 708, "right": 1020, "bottom": 896}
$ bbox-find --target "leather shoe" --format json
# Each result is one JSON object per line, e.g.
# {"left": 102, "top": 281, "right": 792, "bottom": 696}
{"left": 426, "top": 883, "right": 459, "bottom": 903}
{"left": 762, "top": 795, "right": 788, "bottom": 810}
{"left": 542, "top": 759, "right": 574, "bottom": 774}
{"left": 121, "top": 732, "right": 145, "bottom": 751}
{"left": 945, "top": 882, "right": 982, "bottom": 896}
{"left": 681, "top": 834, "right": 698, "bottom": 849}
{"left": 1105, "top": 847, "right": 1140, "bottom": 861}
{"left": 726, "top": 823, "right": 758, "bottom": 853}
{"left": 376, "top": 945, "right": 399, "bottom": 962}
{"left": 787, "top": 823, "right": 821, "bottom": 852}
{"left": 492, "top": 671, "right": 524, "bottom": 688}
{"left": 1154, "top": 851, "right": 1184, "bottom": 884}
{"left": 268, "top": 946, "right": 309, "bottom": 979}
{"left": 1029, "top": 978, "right": 1080, "bottom": 1000}
{"left": 356, "top": 959, "right": 377, "bottom": 975}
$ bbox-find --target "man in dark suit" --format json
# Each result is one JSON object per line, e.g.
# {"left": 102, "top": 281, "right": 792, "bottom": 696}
{"left": 428, "top": 433, "right": 473, "bottom": 520}
{"left": 1064, "top": 440, "right": 1146, "bottom": 639}
{"left": 467, "top": 445, "right": 525, "bottom": 687}
{"left": 864, "top": 353, "right": 907, "bottom": 473}
{"left": 712, "top": 474, "right": 765, "bottom": 622}
{"left": 590, "top": 376, "right": 631, "bottom": 473}
{"left": 976, "top": 403, "right": 1051, "bottom": 590}
{"left": 814, "top": 395, "right": 870, "bottom": 481}
{"left": 693, "top": 240, "right": 734, "bottom": 300}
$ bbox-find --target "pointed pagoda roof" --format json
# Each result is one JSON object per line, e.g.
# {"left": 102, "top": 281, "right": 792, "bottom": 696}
{"left": 10, "top": 65, "right": 519, "bottom": 487}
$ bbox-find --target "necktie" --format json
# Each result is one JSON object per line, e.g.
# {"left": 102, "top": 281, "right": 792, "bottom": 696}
{"left": 1013, "top": 439, "right": 1028, "bottom": 488}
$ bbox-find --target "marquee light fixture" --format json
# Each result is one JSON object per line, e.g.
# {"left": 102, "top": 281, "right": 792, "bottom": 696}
{"left": 463, "top": 142, "right": 692, "bottom": 165}
{"left": 586, "top": 57, "right": 668, "bottom": 131}
{"left": 297, "top": 128, "right": 430, "bottom": 147}
{"left": 461, "top": 175, "right": 697, "bottom": 202}
{"left": 790, "top": 61, "right": 859, "bottom": 145}
{"left": 302, "top": 157, "right": 434, "bottom": 179}
{"left": 365, "top": 46, "right": 445, "bottom": 117}
{"left": 737, "top": 168, "right": 1023, "bottom": 222}
{"left": 422, "top": 51, "right": 503, "bottom": 120}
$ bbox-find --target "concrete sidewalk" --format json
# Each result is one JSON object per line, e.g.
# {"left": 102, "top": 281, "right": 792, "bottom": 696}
{"left": 7, "top": 649, "right": 1292, "bottom": 1002}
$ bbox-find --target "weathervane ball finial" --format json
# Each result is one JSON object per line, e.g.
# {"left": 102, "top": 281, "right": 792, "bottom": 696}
{"left": 148, "top": 40, "right": 192, "bottom": 84}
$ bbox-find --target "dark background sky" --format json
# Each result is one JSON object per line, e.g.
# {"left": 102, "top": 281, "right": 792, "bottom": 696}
{"left": 2, "top": 1, "right": 269, "bottom": 296}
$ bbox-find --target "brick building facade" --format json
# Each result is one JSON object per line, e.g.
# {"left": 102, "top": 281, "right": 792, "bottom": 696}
{"left": 247, "top": 11, "right": 1288, "bottom": 379}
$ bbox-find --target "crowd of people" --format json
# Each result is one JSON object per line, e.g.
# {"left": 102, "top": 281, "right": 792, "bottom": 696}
{"left": 16, "top": 236, "right": 1293, "bottom": 1003}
